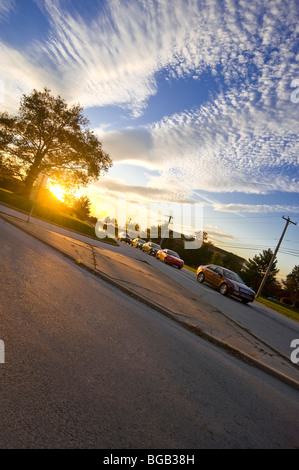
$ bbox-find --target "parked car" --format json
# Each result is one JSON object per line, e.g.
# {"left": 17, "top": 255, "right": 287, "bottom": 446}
{"left": 142, "top": 241, "right": 161, "bottom": 256}
{"left": 118, "top": 232, "right": 132, "bottom": 244}
{"left": 196, "top": 264, "right": 255, "bottom": 304}
{"left": 157, "top": 249, "right": 184, "bottom": 269}
{"left": 132, "top": 238, "right": 146, "bottom": 249}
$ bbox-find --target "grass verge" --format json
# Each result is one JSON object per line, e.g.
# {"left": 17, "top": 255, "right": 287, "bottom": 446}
{"left": 256, "top": 297, "right": 298, "bottom": 322}
{"left": 0, "top": 188, "right": 117, "bottom": 246}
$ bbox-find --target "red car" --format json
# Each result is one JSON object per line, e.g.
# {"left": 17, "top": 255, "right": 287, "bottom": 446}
{"left": 196, "top": 264, "right": 255, "bottom": 304}
{"left": 157, "top": 249, "right": 184, "bottom": 269}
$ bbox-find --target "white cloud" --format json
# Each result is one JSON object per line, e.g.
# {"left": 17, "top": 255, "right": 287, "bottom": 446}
{"left": 129, "top": 87, "right": 299, "bottom": 195}
{"left": 0, "top": 0, "right": 298, "bottom": 199}
{"left": 1, "top": 0, "right": 297, "bottom": 115}
{"left": 204, "top": 227, "right": 237, "bottom": 240}
{"left": 213, "top": 203, "right": 299, "bottom": 214}
{"left": 97, "top": 126, "right": 155, "bottom": 168}
{"left": 89, "top": 176, "right": 195, "bottom": 204}
{"left": 0, "top": 0, "right": 15, "bottom": 21}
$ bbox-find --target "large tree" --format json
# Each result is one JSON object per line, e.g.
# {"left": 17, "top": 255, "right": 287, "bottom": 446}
{"left": 0, "top": 88, "right": 112, "bottom": 197}
{"left": 242, "top": 248, "right": 279, "bottom": 294}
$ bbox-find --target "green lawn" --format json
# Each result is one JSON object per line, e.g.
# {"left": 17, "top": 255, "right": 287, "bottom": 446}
{"left": 0, "top": 188, "right": 118, "bottom": 245}
{"left": 184, "top": 264, "right": 197, "bottom": 273}
{"left": 256, "top": 297, "right": 299, "bottom": 322}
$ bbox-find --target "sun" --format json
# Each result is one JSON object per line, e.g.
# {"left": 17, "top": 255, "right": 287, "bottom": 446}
{"left": 48, "top": 183, "right": 65, "bottom": 202}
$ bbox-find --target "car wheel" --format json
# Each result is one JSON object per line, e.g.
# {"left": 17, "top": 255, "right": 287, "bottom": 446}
{"left": 219, "top": 283, "right": 228, "bottom": 295}
{"left": 197, "top": 272, "right": 205, "bottom": 283}
{"left": 241, "top": 299, "right": 250, "bottom": 304}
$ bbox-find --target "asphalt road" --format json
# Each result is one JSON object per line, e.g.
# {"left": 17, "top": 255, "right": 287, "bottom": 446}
{"left": 1, "top": 217, "right": 299, "bottom": 448}
{"left": 1, "top": 205, "right": 298, "bottom": 359}
{"left": 116, "top": 240, "right": 299, "bottom": 358}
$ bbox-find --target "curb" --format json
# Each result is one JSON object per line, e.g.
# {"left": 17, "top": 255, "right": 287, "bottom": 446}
{"left": 0, "top": 202, "right": 119, "bottom": 246}
{"left": 1, "top": 212, "right": 299, "bottom": 392}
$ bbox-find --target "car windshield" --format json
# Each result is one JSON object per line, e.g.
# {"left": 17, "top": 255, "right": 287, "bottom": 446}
{"left": 223, "top": 270, "right": 244, "bottom": 283}
{"left": 167, "top": 250, "right": 180, "bottom": 258}
{"left": 152, "top": 244, "right": 160, "bottom": 249}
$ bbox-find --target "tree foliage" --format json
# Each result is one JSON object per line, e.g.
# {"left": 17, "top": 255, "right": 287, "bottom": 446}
{"left": 242, "top": 248, "right": 279, "bottom": 294}
{"left": 282, "top": 265, "right": 299, "bottom": 307}
{"left": 71, "top": 195, "right": 92, "bottom": 221}
{"left": 222, "top": 252, "right": 243, "bottom": 274}
{"left": 0, "top": 88, "right": 112, "bottom": 197}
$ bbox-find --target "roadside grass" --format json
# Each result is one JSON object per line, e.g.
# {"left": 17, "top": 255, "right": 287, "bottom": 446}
{"left": 0, "top": 188, "right": 118, "bottom": 245}
{"left": 184, "top": 264, "right": 197, "bottom": 273}
{"left": 256, "top": 297, "right": 299, "bottom": 322}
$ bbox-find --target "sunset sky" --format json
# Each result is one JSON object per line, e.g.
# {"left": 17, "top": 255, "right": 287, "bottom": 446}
{"left": 0, "top": 0, "right": 298, "bottom": 278}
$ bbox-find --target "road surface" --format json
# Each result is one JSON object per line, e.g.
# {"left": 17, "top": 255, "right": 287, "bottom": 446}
{"left": 1, "top": 204, "right": 298, "bottom": 358}
{"left": 117, "top": 240, "right": 299, "bottom": 358}
{"left": 0, "top": 216, "right": 299, "bottom": 448}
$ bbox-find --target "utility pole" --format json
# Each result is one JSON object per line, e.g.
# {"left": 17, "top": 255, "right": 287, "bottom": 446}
{"left": 256, "top": 216, "right": 297, "bottom": 298}
{"left": 160, "top": 215, "right": 173, "bottom": 248}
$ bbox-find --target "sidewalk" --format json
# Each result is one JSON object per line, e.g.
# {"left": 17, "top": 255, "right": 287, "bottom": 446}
{"left": 1, "top": 210, "right": 299, "bottom": 391}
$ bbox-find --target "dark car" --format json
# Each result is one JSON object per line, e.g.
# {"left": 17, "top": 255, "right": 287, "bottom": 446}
{"left": 142, "top": 241, "right": 161, "bottom": 256}
{"left": 196, "top": 264, "right": 255, "bottom": 304}
{"left": 118, "top": 232, "right": 132, "bottom": 244}
{"left": 157, "top": 249, "right": 184, "bottom": 269}
{"left": 132, "top": 238, "right": 146, "bottom": 249}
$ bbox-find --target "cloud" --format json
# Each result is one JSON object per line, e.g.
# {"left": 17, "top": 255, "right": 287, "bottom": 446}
{"left": 141, "top": 88, "right": 299, "bottom": 195}
{"left": 33, "top": 0, "right": 204, "bottom": 115}
{"left": 212, "top": 203, "right": 299, "bottom": 214}
{"left": 1, "top": 0, "right": 297, "bottom": 115}
{"left": 89, "top": 176, "right": 196, "bottom": 204}
{"left": 98, "top": 83, "right": 299, "bottom": 196}
{"left": 97, "top": 127, "right": 155, "bottom": 168}
{"left": 0, "top": 0, "right": 15, "bottom": 22}
{"left": 0, "top": 0, "right": 298, "bottom": 199}
{"left": 205, "top": 229, "right": 237, "bottom": 240}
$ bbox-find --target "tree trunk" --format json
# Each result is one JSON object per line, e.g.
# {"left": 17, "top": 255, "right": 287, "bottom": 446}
{"left": 21, "top": 165, "right": 40, "bottom": 199}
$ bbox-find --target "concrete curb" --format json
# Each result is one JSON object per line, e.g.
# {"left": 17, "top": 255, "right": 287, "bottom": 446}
{"left": 0, "top": 201, "right": 119, "bottom": 246}
{"left": 1, "top": 212, "right": 299, "bottom": 392}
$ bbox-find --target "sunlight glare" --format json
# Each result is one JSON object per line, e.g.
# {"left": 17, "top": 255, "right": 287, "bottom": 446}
{"left": 48, "top": 184, "right": 65, "bottom": 202}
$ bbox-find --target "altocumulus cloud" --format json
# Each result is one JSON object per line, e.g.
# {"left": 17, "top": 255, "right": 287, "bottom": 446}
{"left": 0, "top": 0, "right": 298, "bottom": 204}
{"left": 0, "top": 0, "right": 15, "bottom": 21}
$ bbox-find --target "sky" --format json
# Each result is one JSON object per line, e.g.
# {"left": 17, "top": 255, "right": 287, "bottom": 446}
{"left": 0, "top": 0, "right": 298, "bottom": 280}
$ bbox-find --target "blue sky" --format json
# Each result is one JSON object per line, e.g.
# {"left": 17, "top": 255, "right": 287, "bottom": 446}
{"left": 0, "top": 0, "right": 298, "bottom": 279}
